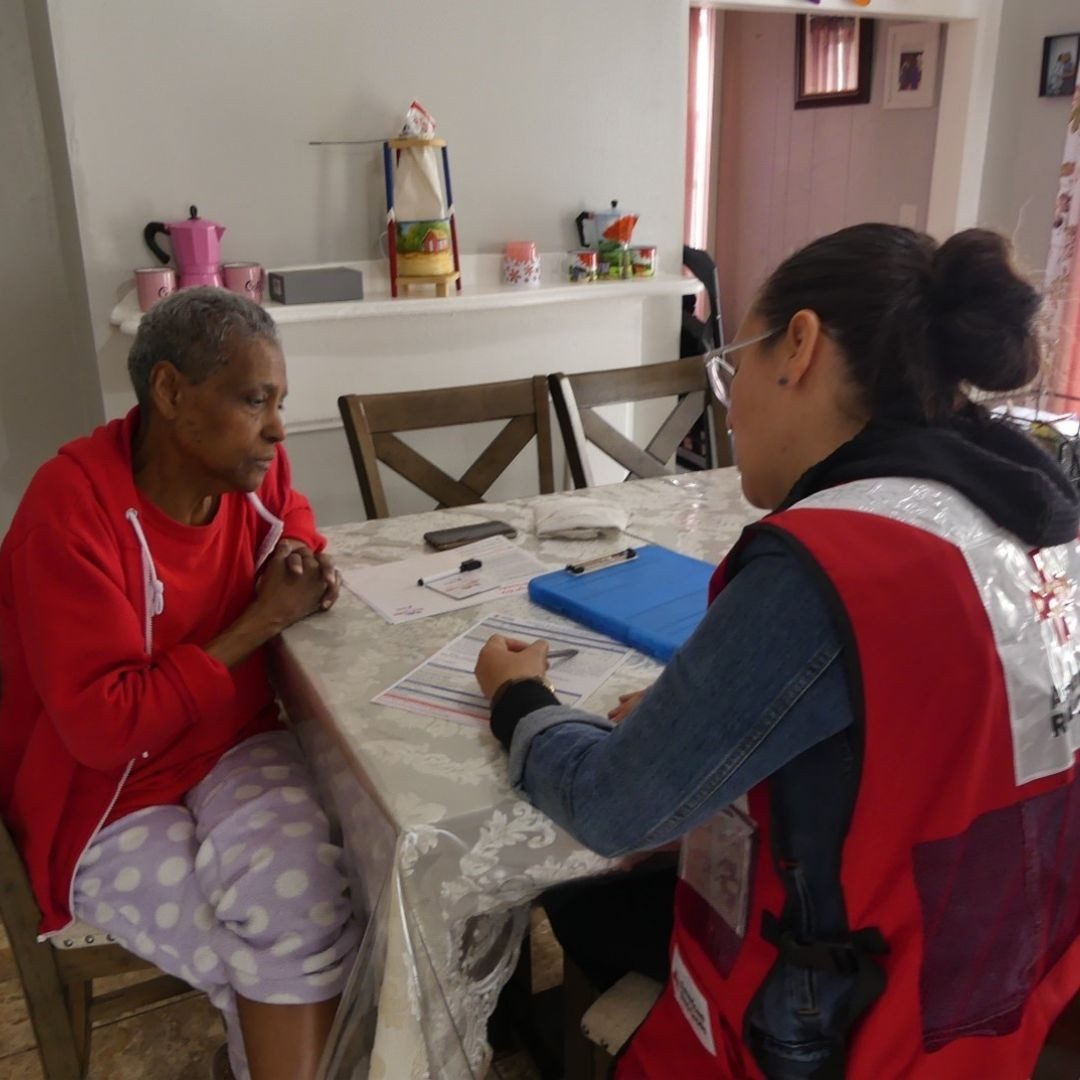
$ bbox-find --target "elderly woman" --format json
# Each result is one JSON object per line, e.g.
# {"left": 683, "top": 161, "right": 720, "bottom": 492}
{"left": 0, "top": 289, "right": 359, "bottom": 1080}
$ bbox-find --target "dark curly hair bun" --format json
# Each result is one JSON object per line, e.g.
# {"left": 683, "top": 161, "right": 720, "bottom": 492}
{"left": 929, "top": 229, "right": 1040, "bottom": 393}
{"left": 755, "top": 223, "right": 1041, "bottom": 422}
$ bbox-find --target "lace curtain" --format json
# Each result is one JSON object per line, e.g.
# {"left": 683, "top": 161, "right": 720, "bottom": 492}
{"left": 1044, "top": 86, "right": 1080, "bottom": 405}
{"left": 685, "top": 5, "right": 717, "bottom": 250}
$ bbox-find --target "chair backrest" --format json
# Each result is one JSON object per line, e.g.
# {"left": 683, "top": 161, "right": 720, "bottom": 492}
{"left": 549, "top": 357, "right": 731, "bottom": 489}
{"left": 338, "top": 375, "right": 555, "bottom": 519}
{"left": 682, "top": 245, "right": 723, "bottom": 353}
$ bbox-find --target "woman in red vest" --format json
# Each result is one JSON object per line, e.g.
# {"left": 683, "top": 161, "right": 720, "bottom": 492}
{"left": 477, "top": 225, "right": 1080, "bottom": 1078}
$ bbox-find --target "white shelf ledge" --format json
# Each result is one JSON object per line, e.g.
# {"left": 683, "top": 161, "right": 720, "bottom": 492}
{"left": 110, "top": 253, "right": 698, "bottom": 336}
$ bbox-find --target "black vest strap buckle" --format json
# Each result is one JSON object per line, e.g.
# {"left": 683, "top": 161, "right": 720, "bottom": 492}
{"left": 761, "top": 910, "right": 889, "bottom": 976}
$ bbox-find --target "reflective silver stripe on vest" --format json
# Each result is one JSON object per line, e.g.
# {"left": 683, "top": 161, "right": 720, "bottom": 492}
{"left": 794, "top": 477, "right": 1080, "bottom": 786}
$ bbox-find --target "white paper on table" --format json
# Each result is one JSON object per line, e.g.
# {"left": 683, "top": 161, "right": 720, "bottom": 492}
{"left": 373, "top": 611, "right": 632, "bottom": 725}
{"left": 341, "top": 535, "right": 548, "bottom": 624}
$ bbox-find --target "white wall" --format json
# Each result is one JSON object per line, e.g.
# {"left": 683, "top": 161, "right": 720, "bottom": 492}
{"left": 45, "top": 0, "right": 689, "bottom": 352}
{"left": 42, "top": 0, "right": 691, "bottom": 522}
{"left": 714, "top": 13, "right": 943, "bottom": 330}
{"left": 0, "top": 0, "right": 102, "bottom": 530}
{"left": 979, "top": 0, "right": 1078, "bottom": 275}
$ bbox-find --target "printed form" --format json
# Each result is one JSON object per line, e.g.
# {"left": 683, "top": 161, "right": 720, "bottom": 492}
{"left": 373, "top": 612, "right": 631, "bottom": 724}
{"left": 342, "top": 535, "right": 547, "bottom": 623}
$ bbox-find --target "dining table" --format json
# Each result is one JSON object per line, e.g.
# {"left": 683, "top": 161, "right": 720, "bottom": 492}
{"left": 275, "top": 468, "right": 759, "bottom": 1079}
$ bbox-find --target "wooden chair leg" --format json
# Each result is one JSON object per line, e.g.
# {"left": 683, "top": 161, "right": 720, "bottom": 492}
{"left": 68, "top": 979, "right": 93, "bottom": 1077}
{"left": 8, "top": 945, "right": 84, "bottom": 1079}
{"left": 563, "top": 955, "right": 601, "bottom": 1080}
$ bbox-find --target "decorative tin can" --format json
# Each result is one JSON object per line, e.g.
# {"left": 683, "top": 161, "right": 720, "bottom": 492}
{"left": 597, "top": 245, "right": 630, "bottom": 279}
{"left": 630, "top": 245, "right": 658, "bottom": 277}
{"left": 503, "top": 241, "right": 541, "bottom": 286}
{"left": 567, "top": 249, "right": 599, "bottom": 283}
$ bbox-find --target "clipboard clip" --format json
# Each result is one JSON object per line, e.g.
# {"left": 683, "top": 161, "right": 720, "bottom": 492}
{"left": 565, "top": 547, "right": 637, "bottom": 576}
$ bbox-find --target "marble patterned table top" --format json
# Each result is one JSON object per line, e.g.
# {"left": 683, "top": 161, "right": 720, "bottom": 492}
{"left": 283, "top": 469, "right": 757, "bottom": 832}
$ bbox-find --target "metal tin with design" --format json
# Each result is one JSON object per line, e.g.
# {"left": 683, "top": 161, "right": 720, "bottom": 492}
{"left": 567, "top": 249, "right": 599, "bottom": 283}
{"left": 630, "top": 245, "right": 658, "bottom": 278}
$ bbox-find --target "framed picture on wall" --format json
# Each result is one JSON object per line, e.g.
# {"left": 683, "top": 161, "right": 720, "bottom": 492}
{"left": 1040, "top": 33, "right": 1079, "bottom": 98}
{"left": 882, "top": 21, "right": 941, "bottom": 110}
{"left": 794, "top": 15, "right": 874, "bottom": 110}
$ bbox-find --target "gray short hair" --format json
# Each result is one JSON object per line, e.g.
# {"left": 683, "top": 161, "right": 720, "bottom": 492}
{"left": 127, "top": 287, "right": 279, "bottom": 408}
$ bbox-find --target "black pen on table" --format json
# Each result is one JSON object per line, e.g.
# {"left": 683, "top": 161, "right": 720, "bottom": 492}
{"left": 417, "top": 559, "right": 482, "bottom": 587}
{"left": 547, "top": 648, "right": 579, "bottom": 661}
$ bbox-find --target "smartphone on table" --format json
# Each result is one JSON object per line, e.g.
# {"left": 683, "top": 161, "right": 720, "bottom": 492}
{"left": 423, "top": 520, "right": 518, "bottom": 551}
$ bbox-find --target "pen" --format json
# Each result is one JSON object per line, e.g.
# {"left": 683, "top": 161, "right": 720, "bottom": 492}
{"left": 547, "top": 648, "right": 579, "bottom": 660}
{"left": 417, "top": 559, "right": 483, "bottom": 587}
{"left": 566, "top": 548, "right": 637, "bottom": 575}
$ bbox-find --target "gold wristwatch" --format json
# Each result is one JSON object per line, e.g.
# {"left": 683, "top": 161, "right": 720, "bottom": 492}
{"left": 489, "top": 674, "right": 555, "bottom": 709}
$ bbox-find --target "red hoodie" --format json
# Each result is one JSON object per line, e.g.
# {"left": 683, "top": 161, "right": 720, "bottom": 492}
{"left": 0, "top": 408, "right": 323, "bottom": 936}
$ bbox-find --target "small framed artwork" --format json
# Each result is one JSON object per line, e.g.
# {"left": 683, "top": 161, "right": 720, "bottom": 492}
{"left": 883, "top": 21, "right": 941, "bottom": 110}
{"left": 795, "top": 15, "right": 874, "bottom": 110}
{"left": 1040, "top": 33, "right": 1079, "bottom": 98}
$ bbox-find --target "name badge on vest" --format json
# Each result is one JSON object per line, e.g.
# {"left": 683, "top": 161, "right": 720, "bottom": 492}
{"left": 679, "top": 799, "right": 758, "bottom": 973}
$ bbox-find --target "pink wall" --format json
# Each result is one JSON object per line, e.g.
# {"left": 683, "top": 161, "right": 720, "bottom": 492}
{"left": 714, "top": 13, "right": 943, "bottom": 334}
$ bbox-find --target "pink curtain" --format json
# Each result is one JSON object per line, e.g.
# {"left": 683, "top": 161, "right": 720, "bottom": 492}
{"left": 685, "top": 6, "right": 717, "bottom": 251}
{"left": 1045, "top": 87, "right": 1080, "bottom": 407}
{"left": 804, "top": 17, "right": 858, "bottom": 96}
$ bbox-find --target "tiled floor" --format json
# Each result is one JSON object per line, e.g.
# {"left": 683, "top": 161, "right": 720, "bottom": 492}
{"left": 0, "top": 918, "right": 227, "bottom": 1078}
{"left": 3, "top": 914, "right": 1076, "bottom": 1079}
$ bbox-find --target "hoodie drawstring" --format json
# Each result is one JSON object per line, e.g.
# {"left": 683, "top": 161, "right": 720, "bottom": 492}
{"left": 248, "top": 492, "right": 284, "bottom": 571}
{"left": 124, "top": 508, "right": 163, "bottom": 653}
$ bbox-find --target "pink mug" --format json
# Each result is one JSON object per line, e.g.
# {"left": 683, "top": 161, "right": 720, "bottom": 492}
{"left": 223, "top": 262, "right": 265, "bottom": 304}
{"left": 134, "top": 267, "right": 177, "bottom": 312}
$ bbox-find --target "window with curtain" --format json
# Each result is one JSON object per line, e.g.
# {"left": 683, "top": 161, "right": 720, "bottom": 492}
{"left": 685, "top": 5, "right": 717, "bottom": 252}
{"left": 796, "top": 15, "right": 872, "bottom": 109}
{"left": 803, "top": 16, "right": 859, "bottom": 96}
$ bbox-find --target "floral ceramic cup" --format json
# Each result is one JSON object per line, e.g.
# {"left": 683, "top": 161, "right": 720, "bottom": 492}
{"left": 503, "top": 241, "right": 541, "bottom": 287}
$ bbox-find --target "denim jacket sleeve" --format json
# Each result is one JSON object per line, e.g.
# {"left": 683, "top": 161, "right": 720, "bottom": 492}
{"left": 507, "top": 531, "right": 855, "bottom": 857}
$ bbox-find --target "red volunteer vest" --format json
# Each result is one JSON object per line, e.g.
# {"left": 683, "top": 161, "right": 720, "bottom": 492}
{"left": 619, "top": 479, "right": 1080, "bottom": 1079}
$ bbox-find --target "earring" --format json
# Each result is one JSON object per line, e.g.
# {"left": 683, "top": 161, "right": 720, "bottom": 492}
{"left": 778, "top": 377, "right": 789, "bottom": 386}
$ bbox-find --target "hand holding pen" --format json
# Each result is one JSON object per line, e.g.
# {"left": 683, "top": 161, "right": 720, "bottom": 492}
{"left": 474, "top": 640, "right": 577, "bottom": 698}
{"left": 546, "top": 648, "right": 578, "bottom": 664}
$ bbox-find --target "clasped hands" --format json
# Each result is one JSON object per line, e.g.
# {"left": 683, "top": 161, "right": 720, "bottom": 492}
{"left": 278, "top": 539, "right": 341, "bottom": 610}
{"left": 253, "top": 539, "right": 342, "bottom": 630}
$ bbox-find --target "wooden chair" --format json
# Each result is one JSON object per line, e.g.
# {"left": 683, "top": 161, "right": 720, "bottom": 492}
{"left": 338, "top": 376, "right": 555, "bottom": 519}
{"left": 548, "top": 356, "right": 731, "bottom": 490}
{"left": 0, "top": 815, "right": 193, "bottom": 1078}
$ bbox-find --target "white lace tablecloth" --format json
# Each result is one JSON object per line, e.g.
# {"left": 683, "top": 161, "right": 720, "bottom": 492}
{"left": 277, "top": 471, "right": 757, "bottom": 1079}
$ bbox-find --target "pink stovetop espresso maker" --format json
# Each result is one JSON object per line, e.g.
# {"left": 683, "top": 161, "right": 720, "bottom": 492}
{"left": 143, "top": 205, "right": 225, "bottom": 288}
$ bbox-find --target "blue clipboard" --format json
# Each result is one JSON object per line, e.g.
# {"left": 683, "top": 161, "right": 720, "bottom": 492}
{"left": 527, "top": 545, "right": 715, "bottom": 662}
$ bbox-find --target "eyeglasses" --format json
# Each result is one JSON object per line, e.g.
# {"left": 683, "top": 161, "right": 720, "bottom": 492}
{"left": 705, "top": 330, "right": 778, "bottom": 408}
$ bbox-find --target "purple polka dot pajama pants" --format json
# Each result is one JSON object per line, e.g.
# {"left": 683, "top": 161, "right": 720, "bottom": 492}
{"left": 72, "top": 731, "right": 360, "bottom": 1079}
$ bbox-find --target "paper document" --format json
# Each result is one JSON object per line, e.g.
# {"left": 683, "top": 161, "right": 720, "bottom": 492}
{"left": 373, "top": 612, "right": 632, "bottom": 725}
{"left": 342, "top": 535, "right": 547, "bottom": 624}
